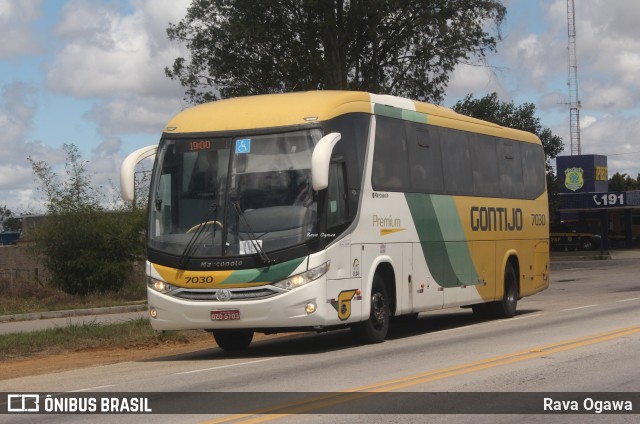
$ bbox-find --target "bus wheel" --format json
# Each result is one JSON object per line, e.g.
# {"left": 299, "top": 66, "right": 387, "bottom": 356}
{"left": 351, "top": 275, "right": 390, "bottom": 344}
{"left": 212, "top": 330, "right": 254, "bottom": 351}
{"left": 490, "top": 261, "right": 518, "bottom": 318}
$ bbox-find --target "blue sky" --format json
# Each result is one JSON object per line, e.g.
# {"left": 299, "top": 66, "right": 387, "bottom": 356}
{"left": 1, "top": 0, "right": 640, "bottom": 212}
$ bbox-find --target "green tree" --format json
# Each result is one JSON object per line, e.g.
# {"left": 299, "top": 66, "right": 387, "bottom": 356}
{"left": 0, "top": 205, "right": 21, "bottom": 232}
{"left": 608, "top": 172, "right": 640, "bottom": 191}
{"left": 166, "top": 0, "right": 506, "bottom": 104}
{"left": 28, "top": 144, "right": 146, "bottom": 295}
{"left": 452, "top": 92, "right": 565, "bottom": 220}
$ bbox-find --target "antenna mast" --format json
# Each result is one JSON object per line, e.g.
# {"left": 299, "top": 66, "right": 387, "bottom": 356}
{"left": 567, "top": 0, "right": 581, "bottom": 155}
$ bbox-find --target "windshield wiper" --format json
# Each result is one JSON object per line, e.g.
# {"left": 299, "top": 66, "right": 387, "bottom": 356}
{"left": 178, "top": 202, "right": 218, "bottom": 269}
{"left": 233, "top": 202, "right": 273, "bottom": 265}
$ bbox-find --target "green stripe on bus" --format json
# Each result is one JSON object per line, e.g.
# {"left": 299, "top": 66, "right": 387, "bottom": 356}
{"left": 374, "top": 104, "right": 427, "bottom": 124}
{"left": 220, "top": 257, "right": 306, "bottom": 285}
{"left": 405, "top": 193, "right": 479, "bottom": 288}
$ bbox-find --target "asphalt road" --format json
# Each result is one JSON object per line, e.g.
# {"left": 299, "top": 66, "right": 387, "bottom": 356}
{"left": 1, "top": 259, "right": 639, "bottom": 423}
{"left": 0, "top": 310, "right": 147, "bottom": 335}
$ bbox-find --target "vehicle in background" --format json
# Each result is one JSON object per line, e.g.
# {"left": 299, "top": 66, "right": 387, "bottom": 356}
{"left": 550, "top": 224, "right": 600, "bottom": 251}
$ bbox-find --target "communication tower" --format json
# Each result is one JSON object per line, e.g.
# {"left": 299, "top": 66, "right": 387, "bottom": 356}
{"left": 567, "top": 0, "right": 581, "bottom": 155}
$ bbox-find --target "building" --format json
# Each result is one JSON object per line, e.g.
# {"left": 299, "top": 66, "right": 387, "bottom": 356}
{"left": 556, "top": 155, "right": 640, "bottom": 251}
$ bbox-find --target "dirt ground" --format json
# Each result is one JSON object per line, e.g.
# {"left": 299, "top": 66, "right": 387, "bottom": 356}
{"left": 0, "top": 333, "right": 216, "bottom": 381}
{"left": 0, "top": 332, "right": 292, "bottom": 381}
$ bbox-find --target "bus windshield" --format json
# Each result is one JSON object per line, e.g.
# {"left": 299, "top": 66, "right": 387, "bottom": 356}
{"left": 149, "top": 128, "right": 322, "bottom": 259}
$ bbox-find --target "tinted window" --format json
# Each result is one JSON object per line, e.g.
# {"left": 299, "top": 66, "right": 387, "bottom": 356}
{"left": 522, "top": 143, "right": 546, "bottom": 198}
{"left": 470, "top": 136, "right": 499, "bottom": 196}
{"left": 372, "top": 116, "right": 411, "bottom": 191}
{"left": 441, "top": 128, "right": 473, "bottom": 195}
{"left": 372, "top": 115, "right": 544, "bottom": 200}
{"left": 498, "top": 139, "right": 524, "bottom": 197}
{"left": 407, "top": 126, "right": 445, "bottom": 193}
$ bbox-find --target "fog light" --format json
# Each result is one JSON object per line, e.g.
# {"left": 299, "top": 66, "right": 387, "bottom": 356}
{"left": 305, "top": 302, "right": 317, "bottom": 314}
{"left": 149, "top": 307, "right": 158, "bottom": 319}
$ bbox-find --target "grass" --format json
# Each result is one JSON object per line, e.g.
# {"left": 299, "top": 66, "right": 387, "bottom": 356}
{"left": 0, "top": 268, "right": 178, "bottom": 360}
{"left": 0, "top": 318, "right": 206, "bottom": 361}
{"left": 0, "top": 268, "right": 147, "bottom": 316}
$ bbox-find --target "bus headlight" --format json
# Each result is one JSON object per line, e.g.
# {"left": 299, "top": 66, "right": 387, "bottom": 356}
{"left": 148, "top": 277, "right": 177, "bottom": 294}
{"left": 272, "top": 261, "right": 330, "bottom": 291}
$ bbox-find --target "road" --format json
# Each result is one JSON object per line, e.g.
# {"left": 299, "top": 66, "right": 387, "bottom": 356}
{"left": 1, "top": 259, "right": 639, "bottom": 423}
{"left": 0, "top": 310, "right": 147, "bottom": 335}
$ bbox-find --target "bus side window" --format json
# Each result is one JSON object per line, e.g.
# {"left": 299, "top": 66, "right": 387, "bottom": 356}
{"left": 327, "top": 162, "right": 348, "bottom": 229}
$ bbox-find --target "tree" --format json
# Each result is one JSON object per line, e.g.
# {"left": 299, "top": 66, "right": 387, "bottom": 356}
{"left": 608, "top": 172, "right": 640, "bottom": 191}
{"left": 166, "top": 0, "right": 506, "bottom": 104}
{"left": 452, "top": 92, "right": 565, "bottom": 220}
{"left": 28, "top": 144, "right": 146, "bottom": 295}
{"left": 0, "top": 205, "right": 21, "bottom": 232}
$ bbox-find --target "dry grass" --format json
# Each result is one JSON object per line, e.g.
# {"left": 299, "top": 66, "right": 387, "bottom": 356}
{"left": 0, "top": 267, "right": 146, "bottom": 316}
{"left": 0, "top": 318, "right": 205, "bottom": 361}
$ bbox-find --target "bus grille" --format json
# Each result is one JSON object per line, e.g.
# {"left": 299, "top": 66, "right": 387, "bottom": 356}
{"left": 172, "top": 287, "right": 281, "bottom": 301}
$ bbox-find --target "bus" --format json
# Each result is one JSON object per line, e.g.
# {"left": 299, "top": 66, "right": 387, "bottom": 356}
{"left": 120, "top": 91, "right": 549, "bottom": 350}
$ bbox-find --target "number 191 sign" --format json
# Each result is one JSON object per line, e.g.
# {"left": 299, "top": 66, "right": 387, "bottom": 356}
{"left": 592, "top": 192, "right": 626, "bottom": 207}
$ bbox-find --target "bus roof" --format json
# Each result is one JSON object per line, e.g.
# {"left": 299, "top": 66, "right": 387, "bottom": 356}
{"left": 164, "top": 91, "right": 540, "bottom": 144}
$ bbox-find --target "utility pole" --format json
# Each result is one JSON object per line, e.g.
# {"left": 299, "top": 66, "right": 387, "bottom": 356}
{"left": 567, "top": 0, "right": 581, "bottom": 155}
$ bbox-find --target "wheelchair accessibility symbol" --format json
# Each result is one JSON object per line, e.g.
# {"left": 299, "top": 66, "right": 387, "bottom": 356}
{"left": 236, "top": 139, "right": 251, "bottom": 154}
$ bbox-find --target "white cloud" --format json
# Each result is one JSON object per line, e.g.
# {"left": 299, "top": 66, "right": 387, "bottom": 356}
{"left": 0, "top": 82, "right": 63, "bottom": 211}
{"left": 85, "top": 95, "right": 181, "bottom": 136}
{"left": 45, "top": 0, "right": 189, "bottom": 135}
{"left": 0, "top": 82, "right": 55, "bottom": 180}
{"left": 445, "top": 62, "right": 509, "bottom": 103}
{"left": 582, "top": 80, "right": 636, "bottom": 110}
{"left": 538, "top": 91, "right": 566, "bottom": 112}
{"left": 48, "top": 0, "right": 187, "bottom": 98}
{"left": 580, "top": 115, "right": 597, "bottom": 130}
{"left": 0, "top": 0, "right": 42, "bottom": 58}
{"left": 570, "top": 1, "right": 640, "bottom": 108}
{"left": 577, "top": 114, "right": 640, "bottom": 176}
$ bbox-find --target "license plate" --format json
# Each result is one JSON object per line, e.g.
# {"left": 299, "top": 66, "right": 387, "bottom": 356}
{"left": 211, "top": 309, "right": 240, "bottom": 321}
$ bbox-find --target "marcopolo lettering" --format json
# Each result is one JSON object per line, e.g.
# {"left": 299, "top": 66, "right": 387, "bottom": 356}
{"left": 200, "top": 260, "right": 244, "bottom": 269}
{"left": 470, "top": 207, "right": 523, "bottom": 232}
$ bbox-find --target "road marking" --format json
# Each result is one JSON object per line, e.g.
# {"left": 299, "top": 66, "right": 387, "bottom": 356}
{"left": 71, "top": 384, "right": 115, "bottom": 392}
{"left": 200, "top": 324, "right": 640, "bottom": 423}
{"left": 510, "top": 314, "right": 541, "bottom": 321}
{"left": 616, "top": 297, "right": 640, "bottom": 303}
{"left": 562, "top": 304, "right": 598, "bottom": 311}
{"left": 173, "top": 358, "right": 275, "bottom": 375}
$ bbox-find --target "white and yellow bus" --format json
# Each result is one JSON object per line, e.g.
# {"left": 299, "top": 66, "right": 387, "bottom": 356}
{"left": 121, "top": 91, "right": 549, "bottom": 350}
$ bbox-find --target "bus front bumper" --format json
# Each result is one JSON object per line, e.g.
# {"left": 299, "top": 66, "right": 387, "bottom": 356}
{"left": 146, "top": 281, "right": 329, "bottom": 331}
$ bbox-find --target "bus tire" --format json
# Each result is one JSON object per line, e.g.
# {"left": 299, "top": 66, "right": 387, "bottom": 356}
{"left": 212, "top": 330, "right": 254, "bottom": 351}
{"left": 490, "top": 261, "right": 518, "bottom": 318}
{"left": 351, "top": 274, "right": 390, "bottom": 344}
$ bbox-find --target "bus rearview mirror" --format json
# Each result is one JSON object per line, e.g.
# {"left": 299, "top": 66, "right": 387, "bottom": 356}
{"left": 311, "top": 132, "right": 341, "bottom": 191}
{"left": 120, "top": 145, "right": 158, "bottom": 201}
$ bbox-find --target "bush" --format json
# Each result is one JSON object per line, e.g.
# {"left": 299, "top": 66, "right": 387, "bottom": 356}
{"left": 29, "top": 144, "right": 147, "bottom": 295}
{"left": 36, "top": 210, "right": 145, "bottom": 295}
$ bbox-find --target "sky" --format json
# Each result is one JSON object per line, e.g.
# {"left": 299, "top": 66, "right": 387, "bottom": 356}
{"left": 1, "top": 0, "right": 639, "bottom": 213}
